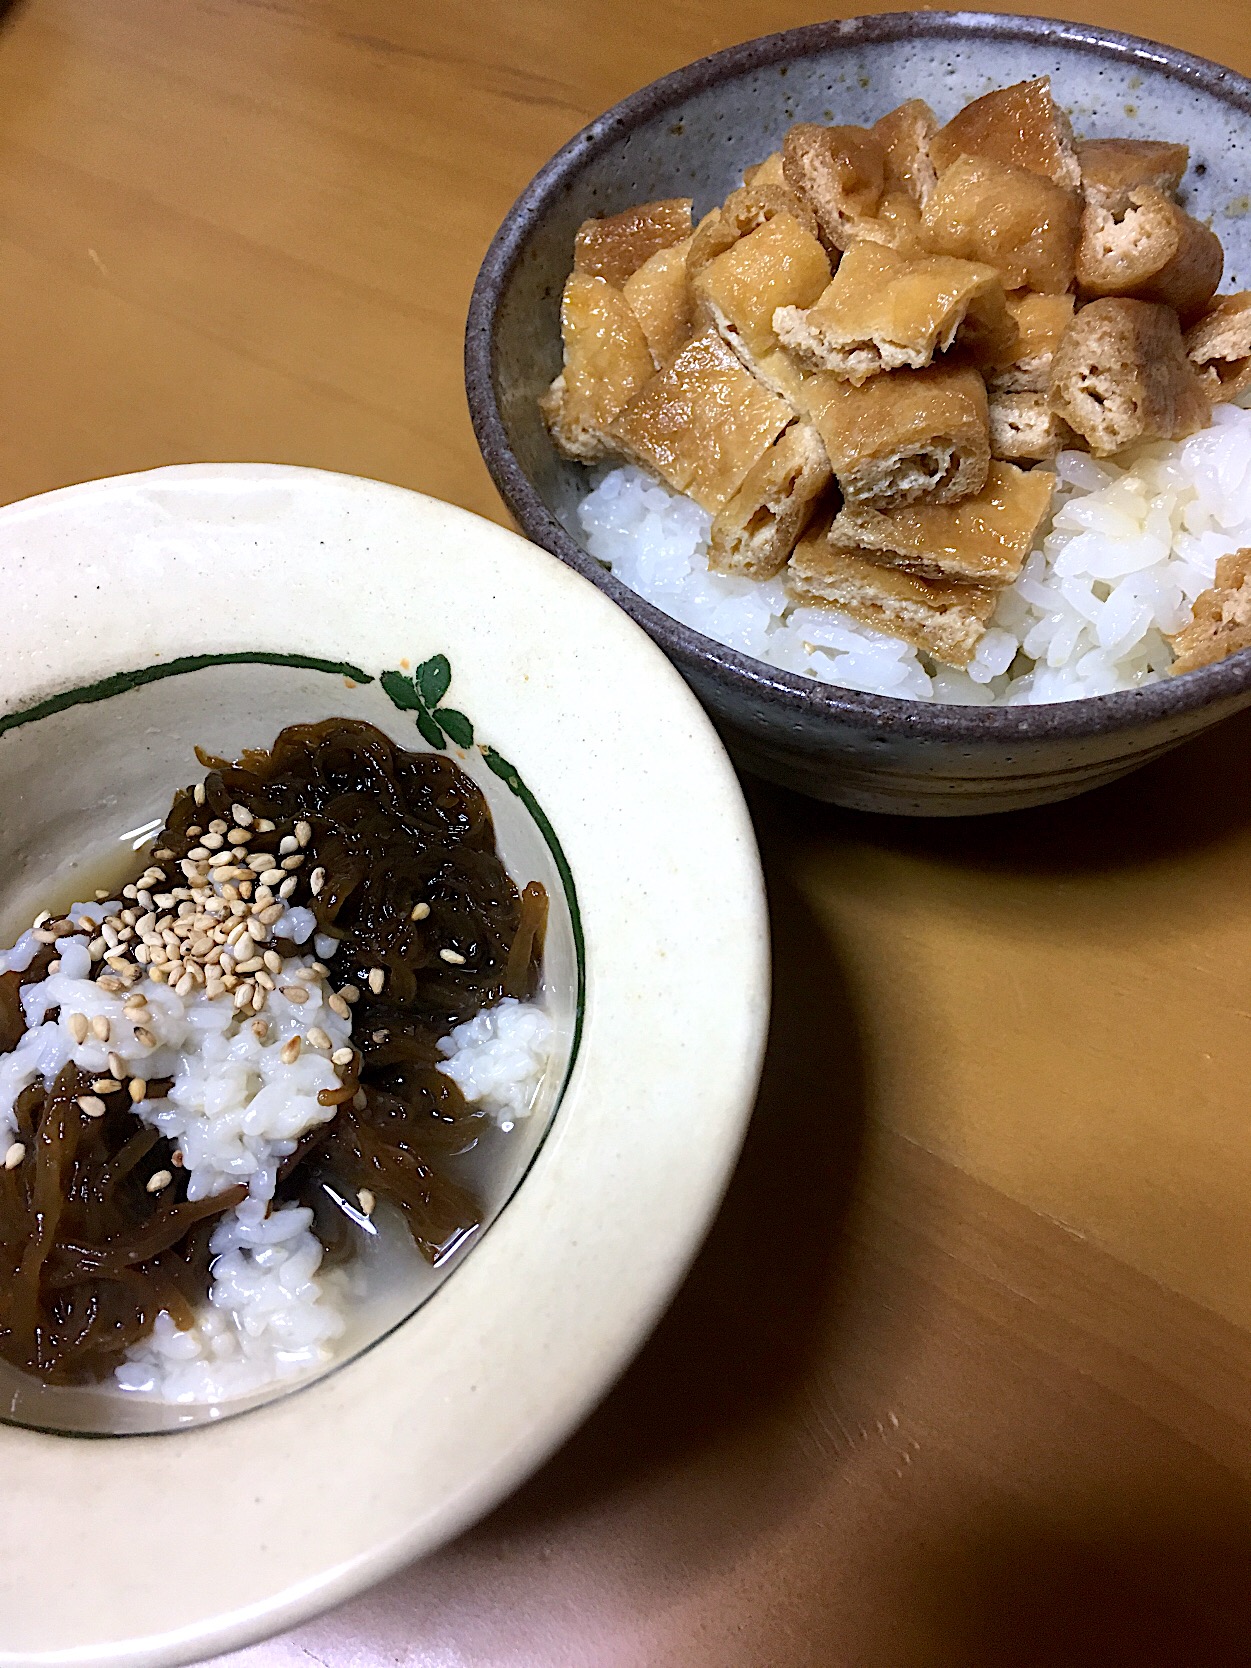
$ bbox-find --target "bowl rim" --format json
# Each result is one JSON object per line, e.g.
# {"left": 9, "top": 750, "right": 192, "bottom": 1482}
{"left": 465, "top": 8, "right": 1251, "bottom": 744}
{"left": 0, "top": 463, "right": 770, "bottom": 1667}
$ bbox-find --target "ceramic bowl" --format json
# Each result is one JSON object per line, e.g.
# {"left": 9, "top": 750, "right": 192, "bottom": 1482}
{"left": 0, "top": 464, "right": 768, "bottom": 1665}
{"left": 466, "top": 11, "right": 1251, "bottom": 816}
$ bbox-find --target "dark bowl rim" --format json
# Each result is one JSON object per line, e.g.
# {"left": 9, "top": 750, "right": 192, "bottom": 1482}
{"left": 465, "top": 9, "right": 1251, "bottom": 744}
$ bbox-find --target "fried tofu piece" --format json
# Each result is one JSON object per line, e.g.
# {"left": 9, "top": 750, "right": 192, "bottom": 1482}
{"left": 801, "top": 363, "right": 990, "bottom": 509}
{"left": 1185, "top": 292, "right": 1251, "bottom": 399}
{"left": 781, "top": 122, "right": 930, "bottom": 256}
{"left": 872, "top": 98, "right": 940, "bottom": 209}
{"left": 783, "top": 122, "right": 886, "bottom": 247}
{"left": 707, "top": 421, "right": 832, "bottom": 579}
{"left": 1076, "top": 187, "right": 1223, "bottom": 325}
{"left": 744, "top": 151, "right": 788, "bottom": 190}
{"left": 988, "top": 390, "right": 1072, "bottom": 462}
{"left": 573, "top": 198, "right": 693, "bottom": 288}
{"left": 1169, "top": 548, "right": 1251, "bottom": 674}
{"left": 1078, "top": 137, "right": 1189, "bottom": 214}
{"left": 922, "top": 154, "right": 1081, "bottom": 294}
{"left": 773, "top": 240, "right": 1017, "bottom": 382}
{"left": 540, "top": 273, "right": 657, "bottom": 461}
{"left": 787, "top": 524, "right": 998, "bottom": 666}
{"left": 1050, "top": 297, "right": 1212, "bottom": 456}
{"left": 827, "top": 458, "right": 1055, "bottom": 586}
{"left": 931, "top": 76, "right": 1081, "bottom": 189}
{"left": 686, "top": 179, "right": 820, "bottom": 279}
{"left": 623, "top": 237, "right": 696, "bottom": 368}
{"left": 608, "top": 329, "right": 794, "bottom": 511}
{"left": 987, "top": 293, "right": 1075, "bottom": 393}
{"left": 692, "top": 212, "right": 831, "bottom": 376}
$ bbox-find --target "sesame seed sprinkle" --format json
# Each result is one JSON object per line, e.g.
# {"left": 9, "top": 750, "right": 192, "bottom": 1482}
{"left": 77, "top": 1096, "right": 107, "bottom": 1119}
{"left": 367, "top": 968, "right": 385, "bottom": 995}
{"left": 146, "top": 1170, "right": 173, "bottom": 1193}
{"left": 3, "top": 1142, "right": 26, "bottom": 1170}
{"left": 357, "top": 1189, "right": 376, "bottom": 1217}
{"left": 439, "top": 948, "right": 466, "bottom": 965}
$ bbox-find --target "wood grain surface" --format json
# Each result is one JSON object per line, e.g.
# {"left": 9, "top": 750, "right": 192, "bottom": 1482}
{"left": 3, "top": 2, "right": 1251, "bottom": 1663}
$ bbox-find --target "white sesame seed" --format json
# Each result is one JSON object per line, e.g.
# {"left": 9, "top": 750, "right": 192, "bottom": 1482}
{"left": 439, "top": 948, "right": 466, "bottom": 965}
{"left": 357, "top": 1189, "right": 376, "bottom": 1217}
{"left": 90, "top": 1015, "right": 111, "bottom": 1042}
{"left": 309, "top": 868, "right": 326, "bottom": 896}
{"left": 77, "top": 1096, "right": 107, "bottom": 1119}
{"left": 3, "top": 1141, "right": 25, "bottom": 1170}
{"left": 200, "top": 832, "right": 224, "bottom": 850}
{"left": 278, "top": 835, "right": 298, "bottom": 856}
{"left": 295, "top": 821, "right": 312, "bottom": 847}
{"left": 283, "top": 854, "right": 305, "bottom": 872}
{"left": 67, "top": 1012, "right": 89, "bottom": 1044}
{"left": 371, "top": 1029, "right": 389, "bottom": 1044}
{"left": 108, "top": 1052, "right": 126, "bottom": 1078}
{"left": 263, "top": 950, "right": 282, "bottom": 974}
{"left": 251, "top": 1019, "right": 270, "bottom": 1041}
{"left": 367, "top": 967, "right": 385, "bottom": 995}
{"left": 340, "top": 984, "right": 360, "bottom": 1004}
{"left": 280, "top": 1036, "right": 302, "bottom": 1064}
{"left": 410, "top": 901, "right": 431, "bottom": 921}
{"left": 255, "top": 970, "right": 275, "bottom": 991}
{"left": 91, "top": 1078, "right": 121, "bottom": 1094}
{"left": 331, "top": 1046, "right": 354, "bottom": 1066}
{"left": 234, "top": 984, "right": 254, "bottom": 1010}
{"left": 129, "top": 1079, "right": 147, "bottom": 1103}
{"left": 193, "top": 782, "right": 207, "bottom": 806}
{"left": 47, "top": 959, "right": 61, "bottom": 975}
{"left": 306, "top": 1026, "right": 332, "bottom": 1050}
{"left": 133, "top": 1026, "right": 157, "bottom": 1048}
{"left": 328, "top": 994, "right": 350, "bottom": 1019}
{"left": 259, "top": 868, "right": 285, "bottom": 887}
{"left": 260, "top": 902, "right": 286, "bottom": 923}
{"left": 97, "top": 976, "right": 125, "bottom": 994}
{"left": 279, "top": 985, "right": 309, "bottom": 1004}
{"left": 231, "top": 804, "right": 253, "bottom": 827}
{"left": 146, "top": 1170, "right": 173, "bottom": 1193}
{"left": 175, "top": 972, "right": 196, "bottom": 996}
{"left": 278, "top": 877, "right": 298, "bottom": 899}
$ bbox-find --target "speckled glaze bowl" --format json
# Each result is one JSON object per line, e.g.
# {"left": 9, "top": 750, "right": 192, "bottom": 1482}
{"left": 466, "top": 11, "right": 1251, "bottom": 815}
{"left": 0, "top": 465, "right": 768, "bottom": 1666}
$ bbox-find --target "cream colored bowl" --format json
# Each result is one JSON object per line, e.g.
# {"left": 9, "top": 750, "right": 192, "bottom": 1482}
{"left": 0, "top": 465, "right": 768, "bottom": 1666}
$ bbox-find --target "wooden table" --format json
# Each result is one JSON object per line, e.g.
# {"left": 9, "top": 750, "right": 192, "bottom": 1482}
{"left": 5, "top": 2, "right": 1251, "bottom": 1662}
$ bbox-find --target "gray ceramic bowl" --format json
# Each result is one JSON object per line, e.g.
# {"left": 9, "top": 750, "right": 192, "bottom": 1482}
{"left": 466, "top": 10, "right": 1251, "bottom": 816}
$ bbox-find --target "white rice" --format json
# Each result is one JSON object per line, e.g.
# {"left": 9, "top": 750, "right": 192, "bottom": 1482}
{"left": 577, "top": 402, "right": 1251, "bottom": 704}
{"left": 1, "top": 904, "right": 553, "bottom": 1407}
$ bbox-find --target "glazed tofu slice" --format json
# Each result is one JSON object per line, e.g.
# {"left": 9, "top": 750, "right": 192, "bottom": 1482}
{"left": 1076, "top": 187, "right": 1223, "bottom": 325}
{"left": 608, "top": 329, "right": 794, "bottom": 511}
{"left": 692, "top": 212, "right": 832, "bottom": 377}
{"left": 827, "top": 458, "right": 1055, "bottom": 585}
{"left": 782, "top": 122, "right": 886, "bottom": 250}
{"left": 930, "top": 76, "right": 1081, "bottom": 190}
{"left": 801, "top": 363, "right": 990, "bottom": 509}
{"left": 623, "top": 237, "right": 696, "bottom": 368}
{"left": 988, "top": 390, "right": 1072, "bottom": 462}
{"left": 1077, "top": 137, "right": 1190, "bottom": 214}
{"left": 707, "top": 421, "right": 832, "bottom": 579}
{"left": 922, "top": 155, "right": 1081, "bottom": 294}
{"left": 540, "top": 273, "right": 657, "bottom": 461}
{"left": 1169, "top": 548, "right": 1251, "bottom": 674}
{"left": 773, "top": 240, "right": 1016, "bottom": 382}
{"left": 687, "top": 180, "right": 821, "bottom": 278}
{"left": 787, "top": 523, "right": 998, "bottom": 666}
{"left": 872, "top": 99, "right": 940, "bottom": 209}
{"left": 779, "top": 122, "right": 929, "bottom": 257}
{"left": 987, "top": 293, "right": 1075, "bottom": 393}
{"left": 573, "top": 199, "right": 693, "bottom": 288}
{"left": 1185, "top": 292, "right": 1251, "bottom": 399}
{"left": 1050, "top": 297, "right": 1212, "bottom": 456}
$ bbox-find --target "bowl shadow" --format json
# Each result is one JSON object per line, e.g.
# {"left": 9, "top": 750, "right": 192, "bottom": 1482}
{"left": 781, "top": 702, "right": 1251, "bottom": 879}
{"left": 906, "top": 1486, "right": 1251, "bottom": 1668}
{"left": 483, "top": 809, "right": 872, "bottom": 1527}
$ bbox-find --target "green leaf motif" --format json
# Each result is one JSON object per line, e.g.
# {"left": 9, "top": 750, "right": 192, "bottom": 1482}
{"left": 414, "top": 706, "right": 447, "bottom": 750}
{"left": 379, "top": 669, "right": 422, "bottom": 711}
{"left": 416, "top": 654, "right": 452, "bottom": 711}
{"left": 435, "top": 707, "right": 474, "bottom": 748}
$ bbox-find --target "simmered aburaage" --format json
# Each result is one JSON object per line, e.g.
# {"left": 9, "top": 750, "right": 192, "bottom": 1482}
{"left": 543, "top": 78, "right": 1251, "bottom": 702}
